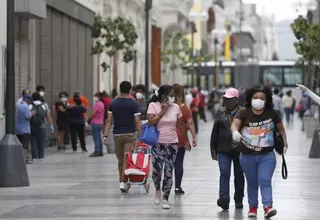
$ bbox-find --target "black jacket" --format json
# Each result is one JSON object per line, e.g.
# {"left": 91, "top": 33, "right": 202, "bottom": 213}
{"left": 210, "top": 107, "right": 242, "bottom": 158}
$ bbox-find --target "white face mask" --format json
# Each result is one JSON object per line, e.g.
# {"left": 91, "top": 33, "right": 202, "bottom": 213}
{"left": 251, "top": 99, "right": 265, "bottom": 110}
{"left": 136, "top": 92, "right": 143, "bottom": 100}
{"left": 39, "top": 91, "right": 45, "bottom": 97}
{"left": 93, "top": 97, "right": 99, "bottom": 102}
{"left": 168, "top": 97, "right": 175, "bottom": 105}
{"left": 60, "top": 97, "right": 68, "bottom": 102}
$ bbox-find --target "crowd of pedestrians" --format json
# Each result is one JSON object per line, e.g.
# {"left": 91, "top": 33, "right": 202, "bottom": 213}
{"left": 16, "top": 81, "right": 305, "bottom": 219}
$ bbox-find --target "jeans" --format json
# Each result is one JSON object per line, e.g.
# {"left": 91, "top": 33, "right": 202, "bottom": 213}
{"left": 199, "top": 107, "right": 207, "bottom": 122}
{"left": 92, "top": 124, "right": 103, "bottom": 153}
{"left": 284, "top": 108, "right": 291, "bottom": 124}
{"left": 152, "top": 143, "right": 178, "bottom": 200}
{"left": 218, "top": 152, "right": 244, "bottom": 202}
{"left": 240, "top": 151, "right": 276, "bottom": 208}
{"left": 192, "top": 112, "right": 198, "bottom": 134}
{"left": 174, "top": 147, "right": 186, "bottom": 188}
{"left": 31, "top": 128, "right": 46, "bottom": 159}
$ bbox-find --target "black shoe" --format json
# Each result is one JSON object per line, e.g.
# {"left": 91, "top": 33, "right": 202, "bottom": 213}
{"left": 57, "top": 146, "right": 62, "bottom": 151}
{"left": 235, "top": 202, "right": 243, "bottom": 209}
{"left": 99, "top": 152, "right": 104, "bottom": 156}
{"left": 89, "top": 152, "right": 100, "bottom": 157}
{"left": 82, "top": 149, "right": 88, "bottom": 153}
{"left": 217, "top": 198, "right": 230, "bottom": 210}
{"left": 62, "top": 146, "right": 66, "bottom": 151}
{"left": 175, "top": 187, "right": 185, "bottom": 195}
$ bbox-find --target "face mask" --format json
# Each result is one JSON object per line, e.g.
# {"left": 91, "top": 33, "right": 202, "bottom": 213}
{"left": 60, "top": 97, "right": 68, "bottom": 102}
{"left": 225, "top": 99, "right": 238, "bottom": 111}
{"left": 39, "top": 91, "right": 44, "bottom": 97}
{"left": 251, "top": 99, "right": 265, "bottom": 110}
{"left": 168, "top": 97, "right": 175, "bottom": 105}
{"left": 136, "top": 92, "right": 143, "bottom": 100}
{"left": 93, "top": 97, "right": 98, "bottom": 102}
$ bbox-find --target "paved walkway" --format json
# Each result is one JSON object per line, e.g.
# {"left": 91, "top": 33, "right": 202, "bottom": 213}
{"left": 0, "top": 117, "right": 318, "bottom": 219}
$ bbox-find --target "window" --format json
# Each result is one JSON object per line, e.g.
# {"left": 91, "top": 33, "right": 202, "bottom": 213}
{"left": 284, "top": 68, "right": 303, "bottom": 86}
{"left": 262, "top": 67, "right": 282, "bottom": 85}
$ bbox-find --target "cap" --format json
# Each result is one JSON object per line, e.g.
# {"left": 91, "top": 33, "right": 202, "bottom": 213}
{"left": 23, "top": 94, "right": 32, "bottom": 101}
{"left": 222, "top": 88, "right": 239, "bottom": 99}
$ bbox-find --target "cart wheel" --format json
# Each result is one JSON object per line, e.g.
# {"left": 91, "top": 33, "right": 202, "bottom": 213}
{"left": 145, "top": 183, "right": 150, "bottom": 193}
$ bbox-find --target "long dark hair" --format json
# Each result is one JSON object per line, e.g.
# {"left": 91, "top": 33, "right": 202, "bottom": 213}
{"left": 95, "top": 92, "right": 104, "bottom": 102}
{"left": 149, "top": 85, "right": 172, "bottom": 104}
{"left": 244, "top": 84, "right": 273, "bottom": 109}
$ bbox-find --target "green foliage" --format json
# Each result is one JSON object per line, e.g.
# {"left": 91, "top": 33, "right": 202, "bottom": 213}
{"left": 91, "top": 15, "right": 138, "bottom": 71}
{"left": 291, "top": 15, "right": 320, "bottom": 64}
{"left": 161, "top": 32, "right": 211, "bottom": 73}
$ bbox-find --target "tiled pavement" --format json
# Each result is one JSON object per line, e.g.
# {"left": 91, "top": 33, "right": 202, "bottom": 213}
{"left": 0, "top": 117, "right": 319, "bottom": 219}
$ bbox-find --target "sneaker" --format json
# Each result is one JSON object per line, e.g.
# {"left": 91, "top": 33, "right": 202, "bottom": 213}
{"left": 248, "top": 207, "right": 258, "bottom": 217}
{"left": 175, "top": 187, "right": 185, "bottom": 195}
{"left": 217, "top": 198, "right": 229, "bottom": 210}
{"left": 235, "top": 201, "right": 243, "bottom": 209}
{"left": 161, "top": 199, "right": 170, "bottom": 209}
{"left": 264, "top": 206, "right": 277, "bottom": 219}
{"left": 120, "top": 182, "right": 126, "bottom": 192}
{"left": 154, "top": 190, "right": 161, "bottom": 205}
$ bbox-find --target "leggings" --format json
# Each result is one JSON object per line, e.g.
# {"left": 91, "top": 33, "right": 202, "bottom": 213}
{"left": 175, "top": 147, "right": 186, "bottom": 188}
{"left": 152, "top": 143, "right": 178, "bottom": 200}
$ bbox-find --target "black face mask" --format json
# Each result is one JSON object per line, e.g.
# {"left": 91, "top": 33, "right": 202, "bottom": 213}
{"left": 225, "top": 99, "right": 238, "bottom": 111}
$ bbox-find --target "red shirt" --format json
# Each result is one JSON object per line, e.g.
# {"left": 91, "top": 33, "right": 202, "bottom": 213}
{"left": 176, "top": 104, "right": 191, "bottom": 147}
{"left": 198, "top": 93, "right": 206, "bottom": 108}
{"left": 103, "top": 97, "right": 111, "bottom": 110}
{"left": 190, "top": 98, "right": 200, "bottom": 113}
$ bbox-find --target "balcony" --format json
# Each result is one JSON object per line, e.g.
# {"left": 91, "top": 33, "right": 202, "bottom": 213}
{"left": 15, "top": 0, "right": 46, "bottom": 19}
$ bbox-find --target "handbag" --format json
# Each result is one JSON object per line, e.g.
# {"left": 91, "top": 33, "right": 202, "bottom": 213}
{"left": 140, "top": 123, "right": 160, "bottom": 146}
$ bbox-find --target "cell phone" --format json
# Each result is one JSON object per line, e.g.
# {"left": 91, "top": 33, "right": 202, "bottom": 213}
{"left": 160, "top": 95, "right": 168, "bottom": 103}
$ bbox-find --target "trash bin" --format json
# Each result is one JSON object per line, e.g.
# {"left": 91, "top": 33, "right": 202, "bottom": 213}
{"left": 304, "top": 116, "right": 318, "bottom": 138}
{"left": 106, "top": 123, "right": 115, "bottom": 153}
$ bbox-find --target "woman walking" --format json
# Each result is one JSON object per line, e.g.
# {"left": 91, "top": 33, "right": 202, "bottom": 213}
{"left": 231, "top": 85, "right": 288, "bottom": 218}
{"left": 55, "top": 92, "right": 69, "bottom": 151}
{"left": 172, "top": 83, "right": 197, "bottom": 195}
{"left": 147, "top": 85, "right": 191, "bottom": 209}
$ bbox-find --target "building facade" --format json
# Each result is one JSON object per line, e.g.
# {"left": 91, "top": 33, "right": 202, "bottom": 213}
{"left": 0, "top": 1, "right": 6, "bottom": 138}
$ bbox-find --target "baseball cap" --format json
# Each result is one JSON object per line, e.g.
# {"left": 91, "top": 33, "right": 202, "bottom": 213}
{"left": 222, "top": 88, "right": 239, "bottom": 99}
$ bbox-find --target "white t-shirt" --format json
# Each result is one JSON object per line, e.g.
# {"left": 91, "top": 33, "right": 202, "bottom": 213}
{"left": 185, "top": 93, "right": 192, "bottom": 109}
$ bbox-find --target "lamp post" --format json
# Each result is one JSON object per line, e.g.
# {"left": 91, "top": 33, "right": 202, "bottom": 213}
{"left": 145, "top": 0, "right": 152, "bottom": 94}
{"left": 188, "top": 10, "right": 209, "bottom": 88}
{"left": 0, "top": 0, "right": 29, "bottom": 187}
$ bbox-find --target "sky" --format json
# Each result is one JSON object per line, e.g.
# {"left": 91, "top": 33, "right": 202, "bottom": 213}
{"left": 244, "top": 0, "right": 311, "bottom": 21}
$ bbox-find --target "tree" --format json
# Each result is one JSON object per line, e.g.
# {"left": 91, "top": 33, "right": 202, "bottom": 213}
{"left": 91, "top": 15, "right": 138, "bottom": 89}
{"left": 161, "top": 32, "right": 211, "bottom": 80}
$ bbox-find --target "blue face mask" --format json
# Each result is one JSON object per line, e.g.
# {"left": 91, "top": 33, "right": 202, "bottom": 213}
{"left": 302, "top": 92, "right": 307, "bottom": 98}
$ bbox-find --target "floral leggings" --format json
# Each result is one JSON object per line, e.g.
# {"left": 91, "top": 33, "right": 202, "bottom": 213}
{"left": 152, "top": 143, "right": 178, "bottom": 200}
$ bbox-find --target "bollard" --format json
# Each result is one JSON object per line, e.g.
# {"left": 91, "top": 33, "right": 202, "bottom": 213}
{"left": 106, "top": 123, "right": 115, "bottom": 153}
{"left": 309, "top": 124, "right": 320, "bottom": 158}
{"left": 0, "top": 134, "right": 30, "bottom": 187}
{"left": 304, "top": 116, "right": 318, "bottom": 138}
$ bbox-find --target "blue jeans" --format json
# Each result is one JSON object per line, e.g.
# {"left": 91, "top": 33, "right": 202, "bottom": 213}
{"left": 218, "top": 152, "right": 244, "bottom": 202}
{"left": 31, "top": 128, "right": 46, "bottom": 159}
{"left": 240, "top": 151, "right": 276, "bottom": 208}
{"left": 92, "top": 124, "right": 103, "bottom": 152}
{"left": 284, "top": 108, "right": 291, "bottom": 123}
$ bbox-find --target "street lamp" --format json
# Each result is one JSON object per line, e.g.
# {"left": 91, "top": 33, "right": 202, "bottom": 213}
{"left": 0, "top": 0, "right": 30, "bottom": 187}
{"left": 145, "top": 0, "right": 152, "bottom": 94}
{"left": 188, "top": 10, "right": 209, "bottom": 87}
{"left": 211, "top": 29, "right": 226, "bottom": 89}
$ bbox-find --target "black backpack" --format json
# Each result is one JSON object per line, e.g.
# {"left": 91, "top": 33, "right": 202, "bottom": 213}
{"left": 30, "top": 104, "right": 46, "bottom": 127}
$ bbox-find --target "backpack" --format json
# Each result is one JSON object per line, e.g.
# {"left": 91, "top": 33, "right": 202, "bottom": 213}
{"left": 30, "top": 104, "right": 46, "bottom": 127}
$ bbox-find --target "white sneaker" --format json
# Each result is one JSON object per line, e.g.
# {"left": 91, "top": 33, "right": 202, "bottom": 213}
{"left": 120, "top": 182, "right": 126, "bottom": 192}
{"left": 161, "top": 200, "right": 170, "bottom": 209}
{"left": 154, "top": 190, "right": 161, "bottom": 205}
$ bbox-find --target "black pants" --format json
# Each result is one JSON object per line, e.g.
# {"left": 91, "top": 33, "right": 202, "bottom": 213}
{"left": 69, "top": 123, "right": 86, "bottom": 151}
{"left": 17, "top": 133, "right": 30, "bottom": 150}
{"left": 174, "top": 147, "right": 186, "bottom": 188}
{"left": 199, "top": 107, "right": 207, "bottom": 122}
{"left": 192, "top": 112, "right": 198, "bottom": 134}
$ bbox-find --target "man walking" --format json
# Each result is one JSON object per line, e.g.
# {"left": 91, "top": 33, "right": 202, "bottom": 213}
{"left": 103, "top": 81, "right": 142, "bottom": 192}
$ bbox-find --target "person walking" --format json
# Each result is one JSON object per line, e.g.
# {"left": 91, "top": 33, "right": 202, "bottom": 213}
{"left": 147, "top": 84, "right": 191, "bottom": 209}
{"left": 231, "top": 85, "right": 288, "bottom": 218}
{"left": 210, "top": 88, "right": 245, "bottom": 210}
{"left": 190, "top": 92, "right": 199, "bottom": 134}
{"left": 282, "top": 90, "right": 294, "bottom": 124}
{"left": 55, "top": 92, "right": 69, "bottom": 151}
{"left": 88, "top": 92, "right": 105, "bottom": 157}
{"left": 67, "top": 96, "right": 87, "bottom": 153}
{"left": 172, "top": 83, "right": 197, "bottom": 195}
{"left": 272, "top": 88, "right": 283, "bottom": 119}
{"left": 103, "top": 81, "right": 142, "bottom": 192}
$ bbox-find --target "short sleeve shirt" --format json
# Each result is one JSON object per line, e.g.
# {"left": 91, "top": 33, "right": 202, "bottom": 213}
{"left": 147, "top": 102, "right": 182, "bottom": 143}
{"left": 91, "top": 101, "right": 105, "bottom": 125}
{"left": 108, "top": 98, "right": 140, "bottom": 134}
{"left": 234, "top": 108, "right": 282, "bottom": 154}
{"left": 176, "top": 104, "right": 192, "bottom": 147}
{"left": 15, "top": 101, "right": 31, "bottom": 135}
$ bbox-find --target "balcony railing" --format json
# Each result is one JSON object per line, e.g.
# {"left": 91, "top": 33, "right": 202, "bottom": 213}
{"left": 15, "top": 0, "right": 46, "bottom": 19}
